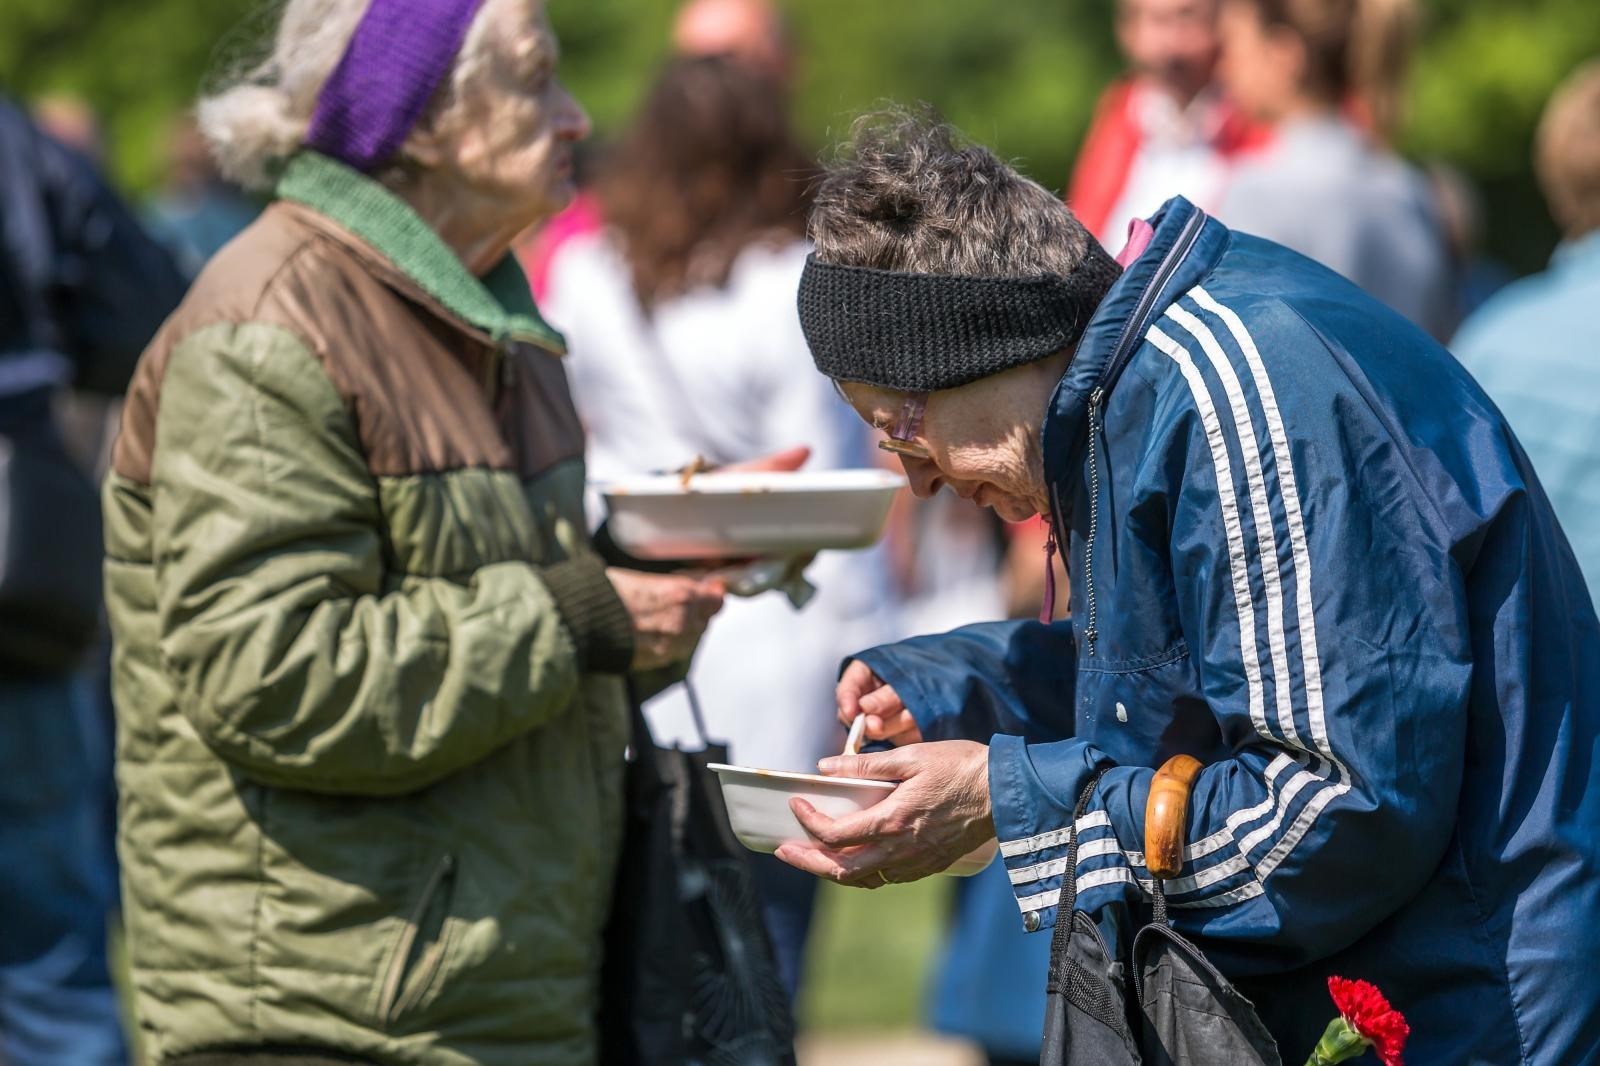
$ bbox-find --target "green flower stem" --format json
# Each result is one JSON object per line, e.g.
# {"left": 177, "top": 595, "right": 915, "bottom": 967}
{"left": 1305, "top": 1017, "right": 1374, "bottom": 1065}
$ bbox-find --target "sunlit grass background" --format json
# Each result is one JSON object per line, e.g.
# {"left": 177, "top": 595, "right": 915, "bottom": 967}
{"left": 801, "top": 878, "right": 952, "bottom": 1031}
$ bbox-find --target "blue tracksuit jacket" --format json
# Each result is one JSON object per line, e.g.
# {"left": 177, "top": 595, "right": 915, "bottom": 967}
{"left": 854, "top": 198, "right": 1600, "bottom": 1064}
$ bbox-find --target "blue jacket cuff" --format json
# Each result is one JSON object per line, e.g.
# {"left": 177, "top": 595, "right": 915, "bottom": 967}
{"left": 988, "top": 735, "right": 1140, "bottom": 933}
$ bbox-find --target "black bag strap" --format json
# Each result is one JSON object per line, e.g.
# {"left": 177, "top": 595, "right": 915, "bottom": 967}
{"left": 1047, "top": 769, "right": 1110, "bottom": 963}
{"left": 680, "top": 676, "right": 713, "bottom": 751}
{"left": 1150, "top": 879, "right": 1169, "bottom": 926}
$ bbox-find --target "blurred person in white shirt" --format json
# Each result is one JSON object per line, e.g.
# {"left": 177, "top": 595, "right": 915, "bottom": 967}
{"left": 541, "top": 54, "right": 896, "bottom": 1000}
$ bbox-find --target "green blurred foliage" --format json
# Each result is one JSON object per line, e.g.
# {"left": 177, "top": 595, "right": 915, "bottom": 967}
{"left": 2, "top": 0, "right": 1597, "bottom": 272}
{"left": 799, "top": 878, "right": 951, "bottom": 1030}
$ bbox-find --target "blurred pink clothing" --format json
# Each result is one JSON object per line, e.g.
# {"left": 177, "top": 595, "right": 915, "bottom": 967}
{"left": 518, "top": 190, "right": 603, "bottom": 302}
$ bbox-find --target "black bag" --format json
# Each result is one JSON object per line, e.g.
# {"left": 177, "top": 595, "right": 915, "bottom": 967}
{"left": 0, "top": 401, "right": 102, "bottom": 676}
{"left": 1041, "top": 767, "right": 1281, "bottom": 1066}
{"left": 598, "top": 683, "right": 796, "bottom": 1066}
{"left": 1041, "top": 772, "right": 1143, "bottom": 1065}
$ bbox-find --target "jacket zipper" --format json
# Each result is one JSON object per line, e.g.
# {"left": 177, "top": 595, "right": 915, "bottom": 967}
{"left": 1081, "top": 207, "right": 1206, "bottom": 659}
{"left": 1084, "top": 387, "right": 1105, "bottom": 655}
{"left": 377, "top": 853, "right": 457, "bottom": 1023}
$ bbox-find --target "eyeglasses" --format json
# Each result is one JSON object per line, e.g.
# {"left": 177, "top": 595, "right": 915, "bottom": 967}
{"left": 877, "top": 392, "right": 931, "bottom": 461}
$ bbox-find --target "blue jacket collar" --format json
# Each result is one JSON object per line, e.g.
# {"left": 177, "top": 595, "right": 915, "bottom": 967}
{"left": 1040, "top": 197, "right": 1226, "bottom": 515}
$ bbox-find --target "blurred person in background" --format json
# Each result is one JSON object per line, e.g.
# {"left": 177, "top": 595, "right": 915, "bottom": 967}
{"left": 103, "top": 0, "right": 748, "bottom": 1059}
{"left": 145, "top": 114, "right": 260, "bottom": 278}
{"left": 1454, "top": 60, "right": 1600, "bottom": 610}
{"left": 26, "top": 95, "right": 125, "bottom": 476}
{"left": 542, "top": 53, "right": 895, "bottom": 1002}
{"left": 30, "top": 92, "right": 107, "bottom": 163}
{"left": 518, "top": 0, "right": 789, "bottom": 303}
{"left": 1214, "top": 0, "right": 1455, "bottom": 338}
{"left": 0, "top": 92, "right": 186, "bottom": 1066}
{"left": 1068, "top": 0, "right": 1268, "bottom": 250}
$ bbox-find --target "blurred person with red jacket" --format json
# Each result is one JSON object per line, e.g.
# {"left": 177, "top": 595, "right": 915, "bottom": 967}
{"left": 1067, "top": 0, "right": 1267, "bottom": 249}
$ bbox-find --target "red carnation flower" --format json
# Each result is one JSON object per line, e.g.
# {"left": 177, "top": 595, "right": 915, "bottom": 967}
{"left": 1327, "top": 977, "right": 1410, "bottom": 1065}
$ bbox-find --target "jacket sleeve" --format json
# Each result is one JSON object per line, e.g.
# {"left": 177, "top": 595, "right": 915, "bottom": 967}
{"left": 150, "top": 322, "right": 634, "bottom": 796}
{"left": 851, "top": 619, "right": 1078, "bottom": 744}
{"left": 989, "top": 341, "right": 1470, "bottom": 976}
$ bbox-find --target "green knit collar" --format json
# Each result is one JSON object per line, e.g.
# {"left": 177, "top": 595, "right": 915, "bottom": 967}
{"left": 275, "top": 151, "right": 564, "bottom": 352}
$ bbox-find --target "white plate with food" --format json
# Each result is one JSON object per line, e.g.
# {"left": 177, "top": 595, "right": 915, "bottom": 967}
{"left": 707, "top": 762, "right": 997, "bottom": 878}
{"left": 597, "top": 469, "right": 906, "bottom": 560}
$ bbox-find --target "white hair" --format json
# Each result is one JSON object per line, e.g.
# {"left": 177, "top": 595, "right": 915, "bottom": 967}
{"left": 198, "top": 0, "right": 500, "bottom": 190}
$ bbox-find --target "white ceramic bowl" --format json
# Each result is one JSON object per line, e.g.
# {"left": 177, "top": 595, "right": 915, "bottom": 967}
{"left": 707, "top": 762, "right": 997, "bottom": 878}
{"left": 597, "top": 469, "right": 906, "bottom": 561}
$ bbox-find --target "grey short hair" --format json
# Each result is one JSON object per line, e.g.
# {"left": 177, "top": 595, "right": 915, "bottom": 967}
{"left": 197, "top": 0, "right": 501, "bottom": 190}
{"left": 808, "top": 107, "right": 1098, "bottom": 279}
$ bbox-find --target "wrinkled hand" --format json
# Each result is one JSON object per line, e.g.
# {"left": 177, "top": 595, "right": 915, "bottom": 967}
{"left": 836, "top": 659, "right": 923, "bottom": 747}
{"left": 774, "top": 741, "right": 993, "bottom": 888}
{"left": 607, "top": 569, "right": 726, "bottom": 671}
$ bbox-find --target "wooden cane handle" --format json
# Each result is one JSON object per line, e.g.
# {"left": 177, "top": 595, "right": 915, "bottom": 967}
{"left": 1145, "top": 754, "right": 1203, "bottom": 881}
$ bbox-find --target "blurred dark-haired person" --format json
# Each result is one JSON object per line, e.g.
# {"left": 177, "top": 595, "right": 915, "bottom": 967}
{"left": 516, "top": 0, "right": 790, "bottom": 303}
{"left": 1454, "top": 60, "right": 1600, "bottom": 611}
{"left": 0, "top": 94, "right": 186, "bottom": 1066}
{"left": 1214, "top": 0, "right": 1454, "bottom": 338}
{"left": 541, "top": 54, "right": 893, "bottom": 1000}
{"left": 1068, "top": 0, "right": 1269, "bottom": 249}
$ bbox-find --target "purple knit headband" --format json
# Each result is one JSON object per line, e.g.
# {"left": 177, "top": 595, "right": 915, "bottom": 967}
{"left": 305, "top": 0, "right": 487, "bottom": 173}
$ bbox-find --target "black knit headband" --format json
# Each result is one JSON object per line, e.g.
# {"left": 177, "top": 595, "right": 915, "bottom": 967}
{"left": 796, "top": 242, "right": 1122, "bottom": 393}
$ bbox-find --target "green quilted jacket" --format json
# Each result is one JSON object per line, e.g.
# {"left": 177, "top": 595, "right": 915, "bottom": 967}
{"left": 104, "top": 153, "right": 641, "bottom": 1065}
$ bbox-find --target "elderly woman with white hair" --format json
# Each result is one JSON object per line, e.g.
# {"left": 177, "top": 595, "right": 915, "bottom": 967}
{"left": 102, "top": 1, "right": 747, "bottom": 1062}
{"left": 778, "top": 110, "right": 1600, "bottom": 1063}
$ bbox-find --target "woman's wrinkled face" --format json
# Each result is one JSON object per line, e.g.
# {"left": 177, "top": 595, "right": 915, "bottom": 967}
{"left": 838, "top": 364, "right": 1060, "bottom": 524}
{"left": 430, "top": 0, "right": 591, "bottom": 223}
